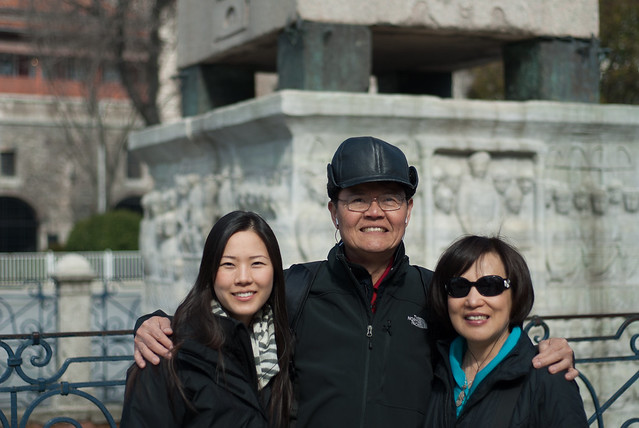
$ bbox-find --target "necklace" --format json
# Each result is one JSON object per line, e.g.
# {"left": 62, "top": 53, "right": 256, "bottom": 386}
{"left": 455, "top": 337, "right": 502, "bottom": 408}
{"left": 455, "top": 379, "right": 472, "bottom": 407}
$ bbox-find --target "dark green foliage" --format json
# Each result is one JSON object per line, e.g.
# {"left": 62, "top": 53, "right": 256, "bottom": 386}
{"left": 467, "top": 0, "right": 639, "bottom": 104}
{"left": 600, "top": 0, "right": 639, "bottom": 104}
{"left": 65, "top": 210, "right": 142, "bottom": 251}
{"left": 467, "top": 61, "right": 505, "bottom": 100}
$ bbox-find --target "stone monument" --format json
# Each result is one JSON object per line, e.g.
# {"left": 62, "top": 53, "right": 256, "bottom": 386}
{"left": 130, "top": 2, "right": 638, "bottom": 423}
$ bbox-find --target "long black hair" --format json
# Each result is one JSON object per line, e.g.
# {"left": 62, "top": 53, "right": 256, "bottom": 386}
{"left": 428, "top": 235, "right": 535, "bottom": 342}
{"left": 170, "top": 210, "right": 293, "bottom": 427}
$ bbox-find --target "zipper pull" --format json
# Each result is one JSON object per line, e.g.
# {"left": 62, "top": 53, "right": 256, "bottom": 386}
{"left": 366, "top": 325, "right": 373, "bottom": 349}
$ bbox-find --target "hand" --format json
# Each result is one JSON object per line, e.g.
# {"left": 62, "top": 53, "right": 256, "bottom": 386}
{"left": 133, "top": 316, "right": 174, "bottom": 368}
{"left": 532, "top": 337, "right": 579, "bottom": 381}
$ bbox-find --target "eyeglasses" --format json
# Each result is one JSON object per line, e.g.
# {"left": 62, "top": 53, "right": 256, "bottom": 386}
{"left": 445, "top": 275, "right": 511, "bottom": 298}
{"left": 338, "top": 194, "right": 406, "bottom": 212}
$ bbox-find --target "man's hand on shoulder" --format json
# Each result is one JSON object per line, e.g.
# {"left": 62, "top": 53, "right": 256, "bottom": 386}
{"left": 533, "top": 337, "right": 579, "bottom": 381}
{"left": 133, "top": 316, "right": 174, "bottom": 368}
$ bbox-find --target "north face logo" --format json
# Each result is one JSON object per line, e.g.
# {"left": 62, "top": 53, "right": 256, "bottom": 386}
{"left": 407, "top": 315, "right": 427, "bottom": 329}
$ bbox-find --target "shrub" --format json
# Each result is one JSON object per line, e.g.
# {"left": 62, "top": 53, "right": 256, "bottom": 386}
{"left": 64, "top": 210, "right": 142, "bottom": 251}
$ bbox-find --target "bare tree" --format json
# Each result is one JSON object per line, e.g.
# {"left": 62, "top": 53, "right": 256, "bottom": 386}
{"left": 114, "top": 0, "right": 176, "bottom": 126}
{"left": 25, "top": 0, "right": 175, "bottom": 213}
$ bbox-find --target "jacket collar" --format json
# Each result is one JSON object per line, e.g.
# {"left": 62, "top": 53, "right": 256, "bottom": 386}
{"left": 434, "top": 331, "right": 535, "bottom": 395}
{"left": 330, "top": 241, "right": 407, "bottom": 276}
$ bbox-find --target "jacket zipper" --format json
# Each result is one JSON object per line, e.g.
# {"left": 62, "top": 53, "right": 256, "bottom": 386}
{"left": 359, "top": 281, "right": 374, "bottom": 428}
{"left": 359, "top": 321, "right": 373, "bottom": 428}
{"left": 339, "top": 255, "right": 384, "bottom": 428}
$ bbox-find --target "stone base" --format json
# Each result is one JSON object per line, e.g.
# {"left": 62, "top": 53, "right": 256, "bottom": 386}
{"left": 130, "top": 90, "right": 639, "bottom": 318}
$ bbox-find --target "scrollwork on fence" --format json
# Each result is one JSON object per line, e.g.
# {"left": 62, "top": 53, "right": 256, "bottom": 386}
{"left": 524, "top": 313, "right": 639, "bottom": 428}
{"left": 0, "top": 314, "right": 636, "bottom": 427}
{"left": 0, "top": 331, "right": 133, "bottom": 428}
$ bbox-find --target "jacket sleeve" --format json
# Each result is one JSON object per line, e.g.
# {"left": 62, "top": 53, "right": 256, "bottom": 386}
{"left": 535, "top": 370, "right": 589, "bottom": 428}
{"left": 120, "top": 363, "right": 185, "bottom": 428}
{"left": 133, "top": 309, "right": 173, "bottom": 334}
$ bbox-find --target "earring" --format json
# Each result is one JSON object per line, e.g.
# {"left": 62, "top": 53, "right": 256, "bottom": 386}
{"left": 405, "top": 217, "right": 408, "bottom": 224}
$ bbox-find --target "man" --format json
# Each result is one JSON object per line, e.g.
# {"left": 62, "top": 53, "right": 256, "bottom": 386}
{"left": 134, "top": 136, "right": 576, "bottom": 428}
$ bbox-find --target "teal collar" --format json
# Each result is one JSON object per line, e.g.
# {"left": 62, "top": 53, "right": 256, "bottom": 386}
{"left": 449, "top": 326, "right": 521, "bottom": 416}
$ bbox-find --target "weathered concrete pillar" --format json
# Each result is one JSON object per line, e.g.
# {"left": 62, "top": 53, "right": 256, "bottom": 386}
{"left": 51, "top": 253, "right": 95, "bottom": 416}
{"left": 277, "top": 21, "right": 371, "bottom": 92}
{"left": 503, "top": 37, "right": 600, "bottom": 103}
{"left": 181, "top": 64, "right": 255, "bottom": 117}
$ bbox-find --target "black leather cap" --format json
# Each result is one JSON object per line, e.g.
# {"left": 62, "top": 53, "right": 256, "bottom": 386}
{"left": 327, "top": 136, "right": 418, "bottom": 200}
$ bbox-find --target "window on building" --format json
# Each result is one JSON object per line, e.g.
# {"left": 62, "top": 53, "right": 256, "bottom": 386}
{"left": 47, "top": 234, "right": 60, "bottom": 250}
{"left": 127, "top": 152, "right": 142, "bottom": 179}
{"left": 102, "top": 64, "right": 120, "bottom": 83}
{"left": 43, "top": 57, "right": 89, "bottom": 81}
{"left": 67, "top": 58, "right": 89, "bottom": 80}
{"left": 0, "top": 54, "right": 13, "bottom": 75}
{"left": 1, "top": 151, "right": 16, "bottom": 176}
{"left": 0, "top": 54, "right": 35, "bottom": 77}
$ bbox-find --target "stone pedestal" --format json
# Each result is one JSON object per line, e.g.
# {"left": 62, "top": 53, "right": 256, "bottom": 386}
{"left": 129, "top": 90, "right": 639, "bottom": 317}
{"left": 51, "top": 254, "right": 95, "bottom": 416}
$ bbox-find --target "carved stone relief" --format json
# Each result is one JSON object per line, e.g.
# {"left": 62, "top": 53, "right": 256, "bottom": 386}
{"left": 545, "top": 183, "right": 585, "bottom": 283}
{"left": 431, "top": 150, "right": 536, "bottom": 255}
{"left": 544, "top": 143, "right": 637, "bottom": 285}
{"left": 294, "top": 136, "right": 338, "bottom": 262}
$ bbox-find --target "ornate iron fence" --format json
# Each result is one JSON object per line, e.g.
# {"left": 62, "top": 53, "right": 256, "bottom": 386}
{"left": 0, "top": 277, "right": 141, "bottom": 426}
{"left": 0, "top": 330, "right": 133, "bottom": 428}
{"left": 525, "top": 313, "right": 639, "bottom": 428}
{"left": 0, "top": 281, "right": 56, "bottom": 336}
{"left": 0, "top": 313, "right": 635, "bottom": 426}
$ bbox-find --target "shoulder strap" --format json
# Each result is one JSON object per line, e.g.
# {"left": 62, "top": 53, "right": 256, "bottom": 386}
{"left": 414, "top": 265, "right": 433, "bottom": 297}
{"left": 284, "top": 261, "right": 324, "bottom": 332}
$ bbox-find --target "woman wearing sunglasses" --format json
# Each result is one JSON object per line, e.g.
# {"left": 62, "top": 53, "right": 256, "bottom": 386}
{"left": 424, "top": 235, "right": 587, "bottom": 427}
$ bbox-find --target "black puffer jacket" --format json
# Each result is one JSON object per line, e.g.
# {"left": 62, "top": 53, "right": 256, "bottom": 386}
{"left": 291, "top": 242, "right": 433, "bottom": 428}
{"left": 121, "top": 316, "right": 269, "bottom": 428}
{"left": 424, "top": 332, "right": 588, "bottom": 428}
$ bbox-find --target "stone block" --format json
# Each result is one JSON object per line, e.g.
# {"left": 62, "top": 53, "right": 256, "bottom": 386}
{"left": 177, "top": 0, "right": 599, "bottom": 75}
{"left": 277, "top": 21, "right": 371, "bottom": 92}
{"left": 504, "top": 37, "right": 600, "bottom": 103}
{"left": 129, "top": 90, "right": 639, "bottom": 318}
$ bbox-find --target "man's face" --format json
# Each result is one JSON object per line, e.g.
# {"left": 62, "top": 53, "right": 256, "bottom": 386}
{"left": 328, "top": 182, "right": 413, "bottom": 264}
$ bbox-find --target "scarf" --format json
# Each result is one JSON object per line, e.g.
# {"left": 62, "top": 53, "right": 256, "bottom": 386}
{"left": 211, "top": 299, "right": 280, "bottom": 389}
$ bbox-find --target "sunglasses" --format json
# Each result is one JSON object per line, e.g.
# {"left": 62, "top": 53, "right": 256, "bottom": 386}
{"left": 445, "top": 275, "right": 511, "bottom": 298}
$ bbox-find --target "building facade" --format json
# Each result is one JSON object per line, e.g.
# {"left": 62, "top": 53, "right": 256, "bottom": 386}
{"left": 0, "top": 1, "right": 166, "bottom": 251}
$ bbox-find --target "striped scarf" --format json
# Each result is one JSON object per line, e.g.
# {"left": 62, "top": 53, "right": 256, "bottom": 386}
{"left": 211, "top": 299, "right": 280, "bottom": 389}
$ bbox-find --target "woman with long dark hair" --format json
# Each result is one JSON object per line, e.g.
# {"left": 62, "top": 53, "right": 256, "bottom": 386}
{"left": 121, "top": 211, "right": 293, "bottom": 428}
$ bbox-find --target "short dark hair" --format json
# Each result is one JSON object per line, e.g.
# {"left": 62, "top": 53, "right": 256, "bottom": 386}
{"left": 428, "top": 235, "right": 534, "bottom": 341}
